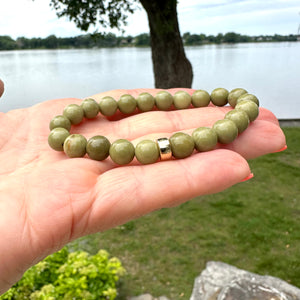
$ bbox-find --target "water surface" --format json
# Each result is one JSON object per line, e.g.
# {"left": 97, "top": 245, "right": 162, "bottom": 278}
{"left": 0, "top": 42, "right": 299, "bottom": 118}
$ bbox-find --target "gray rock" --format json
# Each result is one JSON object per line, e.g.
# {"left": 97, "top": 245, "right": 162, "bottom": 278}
{"left": 190, "top": 261, "right": 300, "bottom": 300}
{"left": 129, "top": 294, "right": 154, "bottom": 300}
{"left": 128, "top": 294, "right": 170, "bottom": 300}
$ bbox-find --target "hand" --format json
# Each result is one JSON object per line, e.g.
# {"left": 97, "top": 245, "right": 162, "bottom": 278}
{"left": 0, "top": 88, "right": 286, "bottom": 294}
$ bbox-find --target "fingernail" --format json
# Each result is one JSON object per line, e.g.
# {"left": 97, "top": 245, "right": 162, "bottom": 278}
{"left": 241, "top": 173, "right": 254, "bottom": 182}
{"left": 274, "top": 145, "right": 288, "bottom": 153}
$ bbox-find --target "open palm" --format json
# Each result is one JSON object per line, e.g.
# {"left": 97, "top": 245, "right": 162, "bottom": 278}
{"left": 0, "top": 88, "right": 286, "bottom": 294}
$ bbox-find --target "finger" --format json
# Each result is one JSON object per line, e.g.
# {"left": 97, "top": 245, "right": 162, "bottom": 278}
{"left": 221, "top": 120, "right": 286, "bottom": 159}
{"left": 257, "top": 108, "right": 280, "bottom": 127}
{"left": 85, "top": 149, "right": 251, "bottom": 233}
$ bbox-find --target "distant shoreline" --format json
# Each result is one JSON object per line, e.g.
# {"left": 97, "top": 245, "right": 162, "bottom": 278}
{"left": 0, "top": 32, "right": 299, "bottom": 51}
{"left": 1, "top": 40, "right": 299, "bottom": 52}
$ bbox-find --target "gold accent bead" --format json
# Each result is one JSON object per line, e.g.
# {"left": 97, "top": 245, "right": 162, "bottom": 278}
{"left": 156, "top": 138, "right": 172, "bottom": 161}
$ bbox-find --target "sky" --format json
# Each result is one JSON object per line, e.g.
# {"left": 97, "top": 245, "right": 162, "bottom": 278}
{"left": 0, "top": 0, "right": 300, "bottom": 39}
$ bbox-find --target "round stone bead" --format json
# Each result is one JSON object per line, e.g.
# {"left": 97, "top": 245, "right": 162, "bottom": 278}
{"left": 228, "top": 88, "right": 248, "bottom": 107}
{"left": 49, "top": 115, "right": 71, "bottom": 131}
{"left": 237, "top": 93, "right": 260, "bottom": 106}
{"left": 86, "top": 135, "right": 111, "bottom": 161}
{"left": 235, "top": 100, "right": 259, "bottom": 122}
{"left": 169, "top": 132, "right": 194, "bottom": 159}
{"left": 135, "top": 140, "right": 160, "bottom": 164}
{"left": 213, "top": 119, "right": 238, "bottom": 144}
{"left": 136, "top": 92, "right": 155, "bottom": 112}
{"left": 99, "top": 96, "right": 118, "bottom": 116}
{"left": 155, "top": 91, "right": 173, "bottom": 110}
{"left": 48, "top": 127, "right": 70, "bottom": 151}
{"left": 118, "top": 94, "right": 137, "bottom": 114}
{"left": 81, "top": 98, "right": 99, "bottom": 119}
{"left": 191, "top": 90, "right": 211, "bottom": 107}
{"left": 211, "top": 88, "right": 229, "bottom": 106}
{"left": 109, "top": 139, "right": 135, "bottom": 165}
{"left": 63, "top": 104, "right": 84, "bottom": 125}
{"left": 192, "top": 127, "right": 218, "bottom": 152}
{"left": 173, "top": 91, "right": 192, "bottom": 110}
{"left": 63, "top": 134, "right": 87, "bottom": 158}
{"left": 225, "top": 109, "right": 250, "bottom": 133}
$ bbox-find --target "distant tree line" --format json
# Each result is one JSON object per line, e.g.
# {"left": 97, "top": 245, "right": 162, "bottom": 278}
{"left": 0, "top": 32, "right": 298, "bottom": 51}
{"left": 183, "top": 32, "right": 298, "bottom": 45}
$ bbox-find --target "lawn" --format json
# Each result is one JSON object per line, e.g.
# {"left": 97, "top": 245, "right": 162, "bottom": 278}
{"left": 69, "top": 127, "right": 300, "bottom": 300}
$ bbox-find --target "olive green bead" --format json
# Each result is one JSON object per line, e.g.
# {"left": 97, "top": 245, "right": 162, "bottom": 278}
{"left": 118, "top": 94, "right": 137, "bottom": 114}
{"left": 192, "top": 127, "right": 218, "bottom": 152}
{"left": 169, "top": 132, "right": 194, "bottom": 159}
{"left": 225, "top": 109, "right": 250, "bottom": 133}
{"left": 109, "top": 139, "right": 135, "bottom": 165}
{"left": 81, "top": 98, "right": 99, "bottom": 119}
{"left": 191, "top": 90, "right": 211, "bottom": 107}
{"left": 213, "top": 119, "right": 238, "bottom": 144}
{"left": 63, "top": 104, "right": 84, "bottom": 125}
{"left": 135, "top": 140, "right": 160, "bottom": 164}
{"left": 48, "top": 127, "right": 70, "bottom": 151}
{"left": 235, "top": 100, "right": 259, "bottom": 122}
{"left": 63, "top": 134, "right": 87, "bottom": 158}
{"left": 155, "top": 91, "right": 173, "bottom": 110}
{"left": 99, "top": 96, "right": 118, "bottom": 116}
{"left": 173, "top": 91, "right": 192, "bottom": 110}
{"left": 136, "top": 92, "right": 155, "bottom": 112}
{"left": 228, "top": 88, "right": 248, "bottom": 107}
{"left": 86, "top": 136, "right": 111, "bottom": 161}
{"left": 211, "top": 88, "right": 229, "bottom": 106}
{"left": 49, "top": 115, "right": 71, "bottom": 131}
{"left": 237, "top": 93, "right": 260, "bottom": 106}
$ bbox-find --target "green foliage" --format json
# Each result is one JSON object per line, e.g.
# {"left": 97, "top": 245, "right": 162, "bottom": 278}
{"left": 182, "top": 31, "right": 294, "bottom": 45}
{"left": 0, "top": 248, "right": 125, "bottom": 300}
{"left": 0, "top": 32, "right": 297, "bottom": 51}
{"left": 0, "top": 36, "right": 17, "bottom": 50}
{"left": 49, "top": 0, "right": 138, "bottom": 32}
{"left": 134, "top": 33, "right": 150, "bottom": 46}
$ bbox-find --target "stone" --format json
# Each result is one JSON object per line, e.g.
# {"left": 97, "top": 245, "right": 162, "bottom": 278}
{"left": 128, "top": 294, "right": 170, "bottom": 300}
{"left": 190, "top": 261, "right": 300, "bottom": 300}
{"left": 129, "top": 294, "right": 154, "bottom": 300}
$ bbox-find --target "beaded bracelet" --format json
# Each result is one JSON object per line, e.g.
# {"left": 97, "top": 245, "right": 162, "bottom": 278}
{"left": 48, "top": 88, "right": 260, "bottom": 165}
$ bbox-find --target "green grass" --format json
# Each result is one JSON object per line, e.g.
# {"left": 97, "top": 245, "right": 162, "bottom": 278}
{"left": 69, "top": 127, "right": 300, "bottom": 300}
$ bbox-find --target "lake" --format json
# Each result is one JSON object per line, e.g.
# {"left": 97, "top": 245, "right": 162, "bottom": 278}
{"left": 0, "top": 42, "right": 299, "bottom": 118}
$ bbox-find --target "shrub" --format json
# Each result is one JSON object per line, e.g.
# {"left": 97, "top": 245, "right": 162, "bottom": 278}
{"left": 0, "top": 247, "right": 125, "bottom": 300}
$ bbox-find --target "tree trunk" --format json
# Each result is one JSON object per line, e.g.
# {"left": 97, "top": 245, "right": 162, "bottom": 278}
{"left": 139, "top": 0, "right": 193, "bottom": 88}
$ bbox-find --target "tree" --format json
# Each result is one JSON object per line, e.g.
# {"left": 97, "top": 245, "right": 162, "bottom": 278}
{"left": 0, "top": 36, "right": 17, "bottom": 50}
{"left": 223, "top": 32, "right": 239, "bottom": 43}
{"left": 48, "top": 0, "right": 193, "bottom": 88}
{"left": 134, "top": 33, "right": 150, "bottom": 46}
{"left": 44, "top": 35, "right": 59, "bottom": 48}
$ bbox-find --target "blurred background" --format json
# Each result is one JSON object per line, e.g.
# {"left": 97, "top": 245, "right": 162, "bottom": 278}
{"left": 0, "top": 1, "right": 300, "bottom": 299}
{"left": 0, "top": 0, "right": 300, "bottom": 119}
